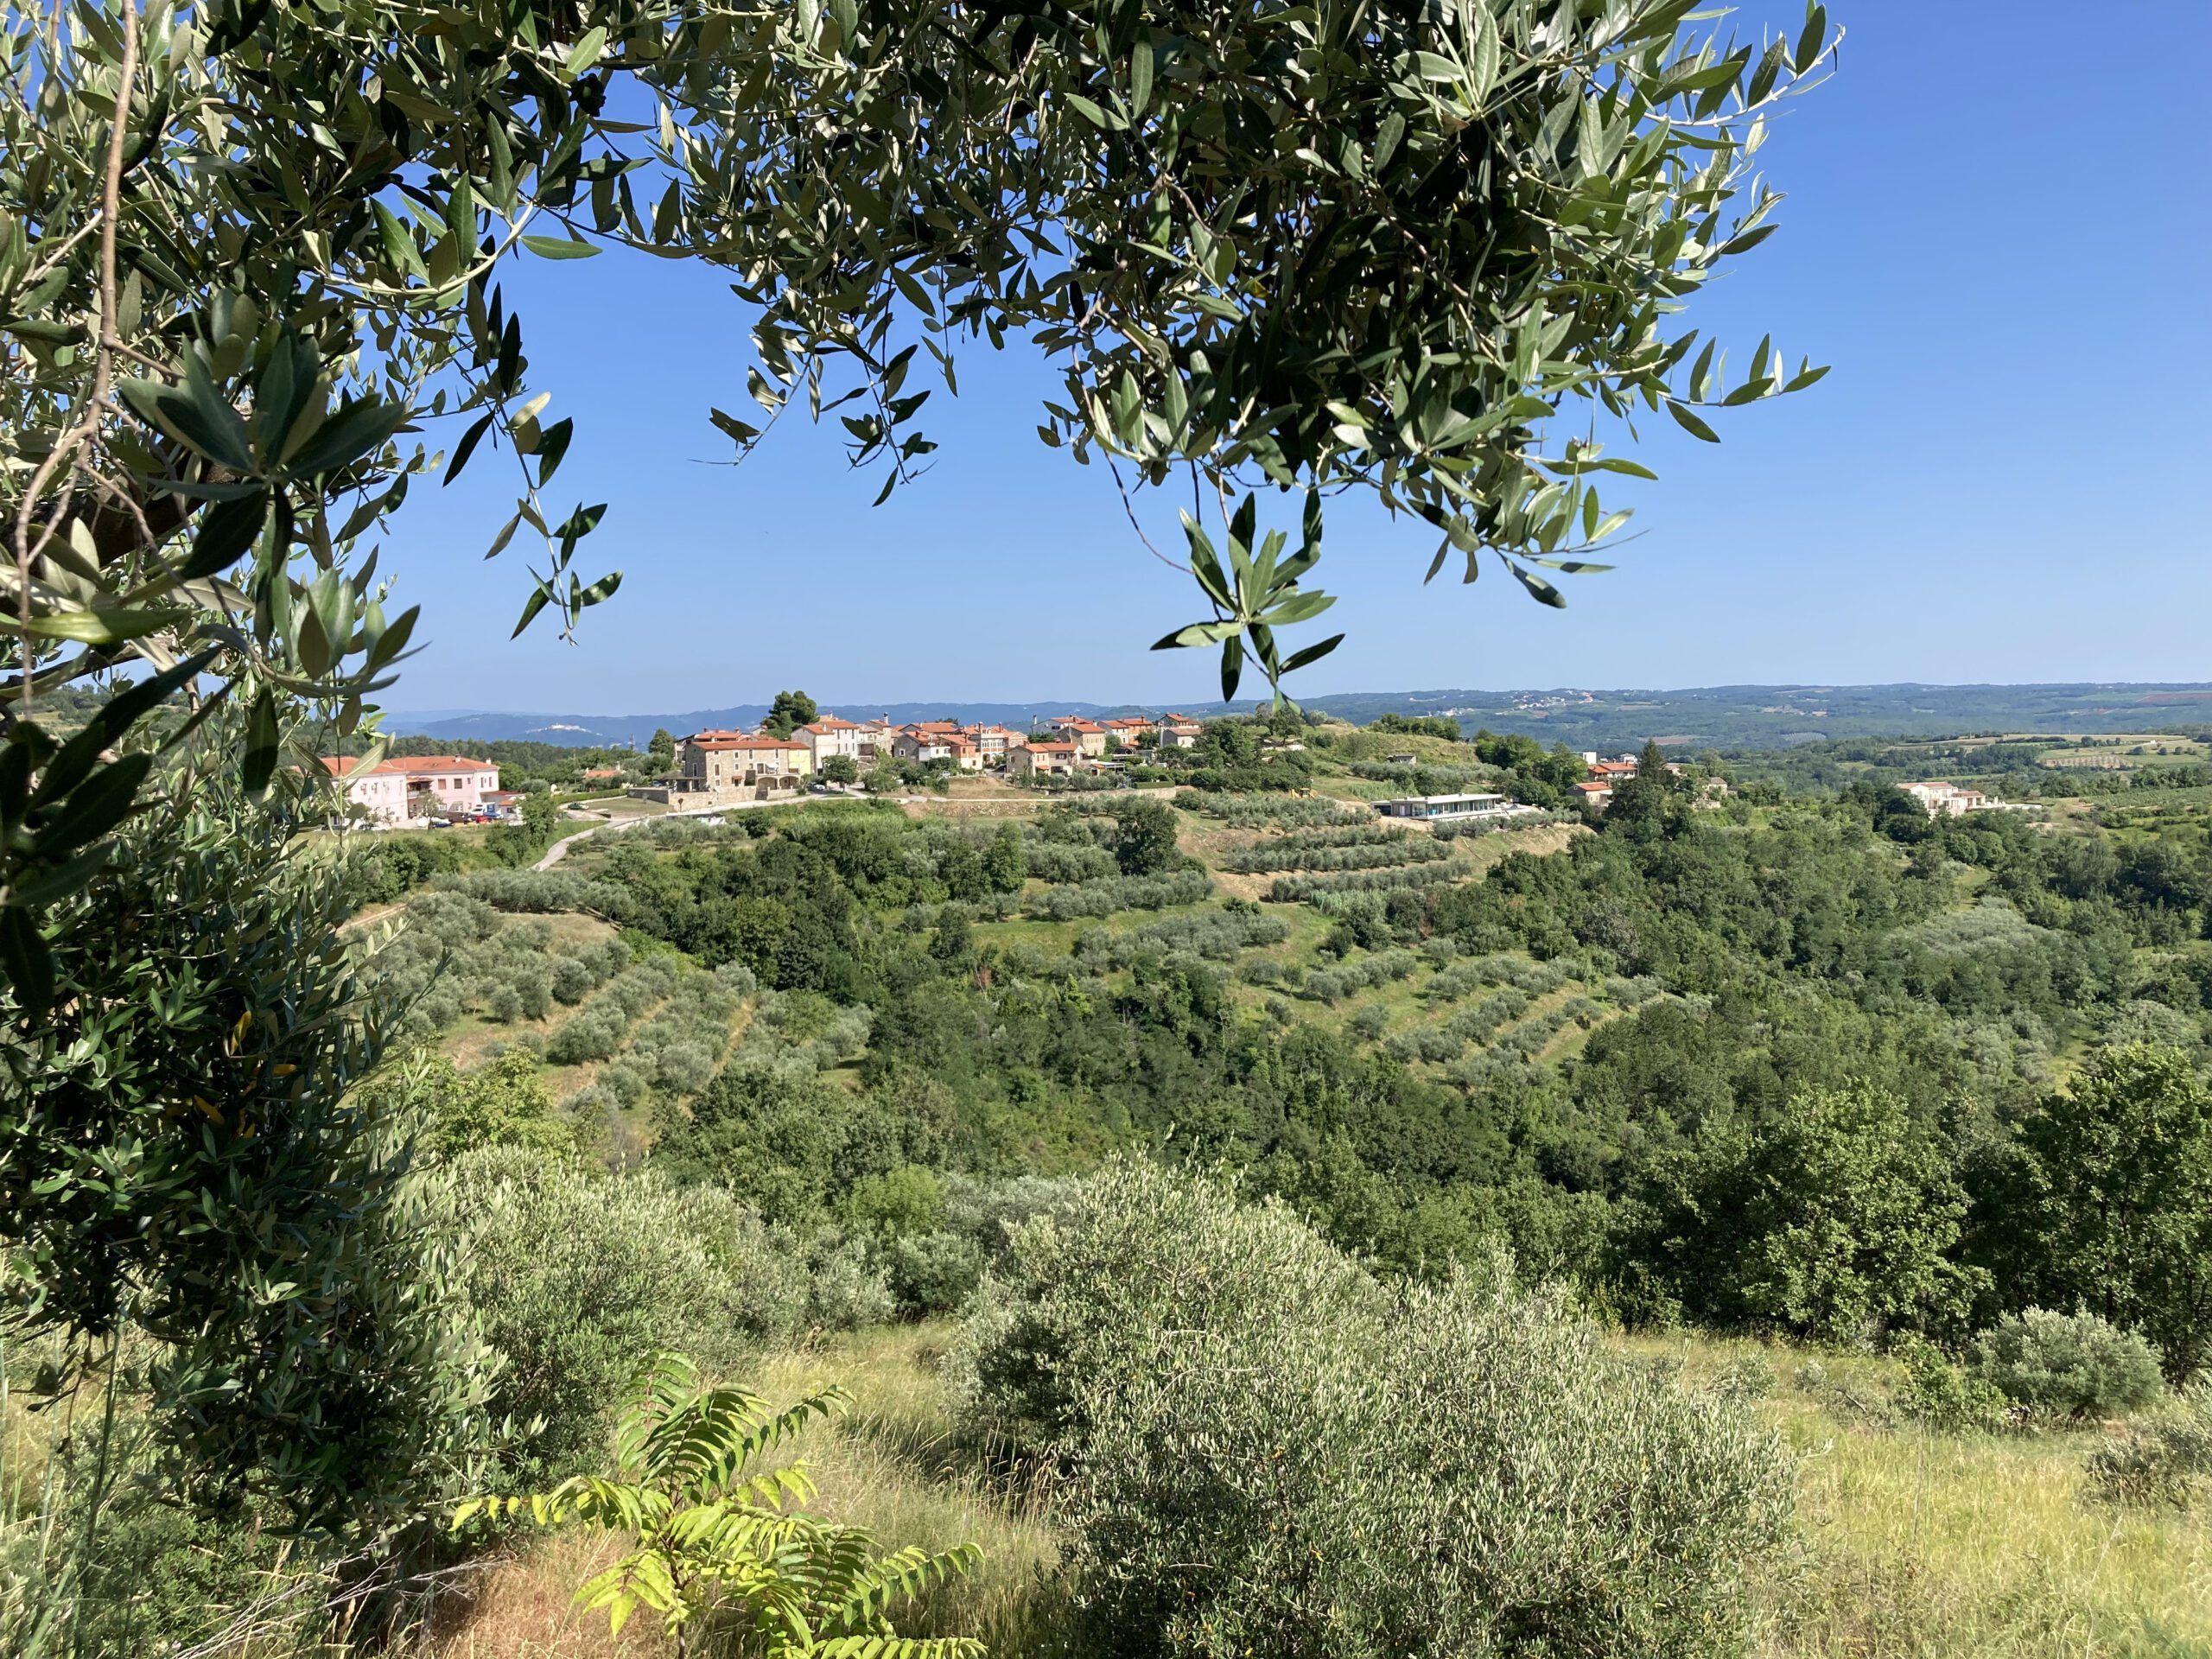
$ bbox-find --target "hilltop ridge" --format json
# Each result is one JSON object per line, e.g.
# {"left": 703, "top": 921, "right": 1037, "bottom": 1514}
{"left": 386, "top": 681, "right": 2212, "bottom": 751}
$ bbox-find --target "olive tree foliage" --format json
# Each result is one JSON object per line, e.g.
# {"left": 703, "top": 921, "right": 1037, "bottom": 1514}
{"left": 0, "top": 733, "right": 506, "bottom": 1529}
{"left": 957, "top": 1160, "right": 1792, "bottom": 1658}
{"left": 0, "top": 0, "right": 1834, "bottom": 1005}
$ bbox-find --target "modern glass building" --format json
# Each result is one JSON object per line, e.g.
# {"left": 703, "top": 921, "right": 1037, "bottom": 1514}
{"left": 1372, "top": 793, "right": 1518, "bottom": 822}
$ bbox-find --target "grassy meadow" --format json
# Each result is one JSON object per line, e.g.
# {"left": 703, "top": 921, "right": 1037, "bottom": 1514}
{"left": 424, "top": 1325, "right": 2211, "bottom": 1659}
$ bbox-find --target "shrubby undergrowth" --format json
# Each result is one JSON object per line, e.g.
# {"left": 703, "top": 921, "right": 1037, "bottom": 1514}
{"left": 1178, "top": 791, "right": 1367, "bottom": 828}
{"left": 1268, "top": 859, "right": 1468, "bottom": 902}
{"left": 957, "top": 1160, "right": 1792, "bottom": 1659}
{"left": 436, "top": 867, "right": 626, "bottom": 914}
{"left": 1072, "top": 906, "right": 1292, "bottom": 969}
{"left": 1298, "top": 947, "right": 1421, "bottom": 1003}
{"left": 2087, "top": 1381, "right": 2212, "bottom": 1508}
{"left": 1026, "top": 868, "right": 1214, "bottom": 920}
{"left": 1973, "top": 1308, "right": 2165, "bottom": 1421}
{"left": 1218, "top": 822, "right": 1447, "bottom": 874}
{"left": 420, "top": 1146, "right": 893, "bottom": 1482}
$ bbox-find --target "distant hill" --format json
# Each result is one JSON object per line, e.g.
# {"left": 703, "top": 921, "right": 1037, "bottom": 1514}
{"left": 384, "top": 683, "right": 2212, "bottom": 751}
{"left": 387, "top": 700, "right": 1166, "bottom": 749}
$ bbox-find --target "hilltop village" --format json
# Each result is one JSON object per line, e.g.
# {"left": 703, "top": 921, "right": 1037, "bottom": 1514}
{"left": 639, "top": 710, "right": 1207, "bottom": 801}
{"left": 313, "top": 700, "right": 2061, "bottom": 833}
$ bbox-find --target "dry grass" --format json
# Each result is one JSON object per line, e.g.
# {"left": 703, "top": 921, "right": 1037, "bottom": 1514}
{"left": 1451, "top": 817, "right": 1586, "bottom": 870}
{"left": 424, "top": 1325, "right": 1061, "bottom": 1659}
{"left": 420, "top": 1533, "right": 661, "bottom": 1659}
{"left": 1624, "top": 1332, "right": 2212, "bottom": 1658}
{"left": 19, "top": 1319, "right": 2209, "bottom": 1658}
{"left": 749, "top": 1329, "right": 1064, "bottom": 1653}
{"left": 899, "top": 789, "right": 1044, "bottom": 816}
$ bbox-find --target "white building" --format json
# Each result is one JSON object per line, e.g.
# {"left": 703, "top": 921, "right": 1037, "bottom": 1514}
{"left": 1154, "top": 715, "right": 1202, "bottom": 749}
{"left": 1373, "top": 792, "right": 1529, "bottom": 823}
{"left": 1903, "top": 779, "right": 2024, "bottom": 817}
{"left": 796, "top": 715, "right": 865, "bottom": 768}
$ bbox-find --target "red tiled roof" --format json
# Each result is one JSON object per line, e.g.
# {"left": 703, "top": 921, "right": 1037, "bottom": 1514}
{"left": 800, "top": 716, "right": 861, "bottom": 732}
{"left": 1025, "top": 741, "right": 1078, "bottom": 754}
{"left": 694, "top": 735, "right": 809, "bottom": 753}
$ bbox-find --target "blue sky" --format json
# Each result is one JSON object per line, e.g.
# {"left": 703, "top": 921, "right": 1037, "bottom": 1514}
{"left": 382, "top": 1, "right": 2212, "bottom": 715}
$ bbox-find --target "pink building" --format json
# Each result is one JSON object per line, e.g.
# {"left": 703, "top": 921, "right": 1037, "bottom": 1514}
{"left": 324, "top": 754, "right": 501, "bottom": 824}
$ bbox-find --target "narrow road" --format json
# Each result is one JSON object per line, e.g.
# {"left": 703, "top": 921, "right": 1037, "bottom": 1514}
{"left": 531, "top": 796, "right": 833, "bottom": 870}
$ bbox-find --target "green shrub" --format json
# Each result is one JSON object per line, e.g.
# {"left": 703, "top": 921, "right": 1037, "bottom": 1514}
{"left": 1179, "top": 792, "right": 1366, "bottom": 828}
{"left": 799, "top": 1232, "right": 899, "bottom": 1330}
{"left": 1221, "top": 828, "right": 1449, "bottom": 874}
{"left": 1973, "top": 1308, "right": 2166, "bottom": 1421}
{"left": 940, "top": 1172, "right": 1083, "bottom": 1266}
{"left": 422, "top": 1148, "right": 817, "bottom": 1480}
{"left": 550, "top": 955, "right": 597, "bottom": 1004}
{"left": 1026, "top": 868, "right": 1215, "bottom": 920}
{"left": 2085, "top": 1382, "right": 2212, "bottom": 1508}
{"left": 847, "top": 1164, "right": 948, "bottom": 1235}
{"left": 1073, "top": 907, "right": 1290, "bottom": 969}
{"left": 1268, "top": 860, "right": 1466, "bottom": 903}
{"left": 1711, "top": 1351, "right": 1779, "bottom": 1402}
{"left": 388, "top": 1050, "right": 577, "bottom": 1161}
{"left": 1895, "top": 1338, "right": 2010, "bottom": 1433}
{"left": 885, "top": 1230, "right": 987, "bottom": 1316}
{"left": 68, "top": 1496, "right": 292, "bottom": 1657}
{"left": 436, "top": 868, "right": 624, "bottom": 913}
{"left": 956, "top": 1160, "right": 1791, "bottom": 1659}
{"left": 1020, "top": 839, "right": 1121, "bottom": 884}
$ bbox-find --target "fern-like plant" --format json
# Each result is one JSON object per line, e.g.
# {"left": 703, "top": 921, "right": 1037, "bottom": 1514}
{"left": 454, "top": 1355, "right": 982, "bottom": 1658}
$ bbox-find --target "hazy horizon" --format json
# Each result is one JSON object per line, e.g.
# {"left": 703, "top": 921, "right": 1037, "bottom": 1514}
{"left": 379, "top": 677, "right": 2212, "bottom": 720}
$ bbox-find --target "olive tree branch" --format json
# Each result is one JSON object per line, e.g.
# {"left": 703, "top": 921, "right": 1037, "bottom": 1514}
{"left": 9, "top": 0, "right": 140, "bottom": 717}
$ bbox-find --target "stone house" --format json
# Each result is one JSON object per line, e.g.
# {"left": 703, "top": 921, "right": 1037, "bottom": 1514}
{"left": 673, "top": 732, "right": 811, "bottom": 795}
{"left": 1048, "top": 717, "right": 1110, "bottom": 758}
{"left": 1010, "top": 740, "right": 1079, "bottom": 779}
{"left": 963, "top": 724, "right": 1020, "bottom": 764}
{"left": 893, "top": 729, "right": 955, "bottom": 764}
{"left": 797, "top": 715, "right": 865, "bottom": 768}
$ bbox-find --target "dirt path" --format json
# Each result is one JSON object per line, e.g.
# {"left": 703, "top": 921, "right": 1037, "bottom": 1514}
{"left": 531, "top": 798, "right": 779, "bottom": 870}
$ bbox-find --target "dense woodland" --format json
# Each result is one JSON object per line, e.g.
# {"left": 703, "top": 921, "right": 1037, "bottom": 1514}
{"left": 426, "top": 761, "right": 2212, "bottom": 1367}
{"left": 374, "top": 737, "right": 2212, "bottom": 1391}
